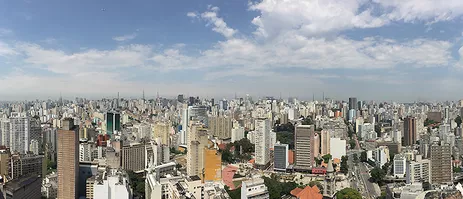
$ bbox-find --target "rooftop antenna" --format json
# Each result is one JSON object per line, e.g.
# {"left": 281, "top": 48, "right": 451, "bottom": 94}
{"left": 313, "top": 93, "right": 315, "bottom": 102}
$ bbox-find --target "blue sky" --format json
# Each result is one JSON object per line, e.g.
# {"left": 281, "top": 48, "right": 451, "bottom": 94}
{"left": 1, "top": 0, "right": 463, "bottom": 102}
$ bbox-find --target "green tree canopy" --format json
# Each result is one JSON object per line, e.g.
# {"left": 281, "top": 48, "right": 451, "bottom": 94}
{"left": 337, "top": 188, "right": 362, "bottom": 199}
{"left": 370, "top": 167, "right": 386, "bottom": 183}
{"left": 455, "top": 116, "right": 462, "bottom": 128}
{"left": 340, "top": 156, "right": 349, "bottom": 174}
{"left": 349, "top": 139, "right": 356, "bottom": 149}
{"left": 322, "top": 154, "right": 332, "bottom": 163}
{"left": 360, "top": 151, "right": 367, "bottom": 162}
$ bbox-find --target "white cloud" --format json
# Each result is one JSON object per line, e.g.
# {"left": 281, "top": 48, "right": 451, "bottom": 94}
{"left": 112, "top": 33, "right": 137, "bottom": 41}
{"left": 187, "top": 12, "right": 197, "bottom": 18}
{"left": 191, "top": 6, "right": 237, "bottom": 38}
{"left": 373, "top": 0, "right": 463, "bottom": 23}
{"left": 0, "top": 41, "right": 17, "bottom": 56}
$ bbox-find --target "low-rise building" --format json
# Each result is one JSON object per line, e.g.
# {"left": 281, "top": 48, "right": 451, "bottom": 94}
{"left": 241, "top": 177, "right": 269, "bottom": 199}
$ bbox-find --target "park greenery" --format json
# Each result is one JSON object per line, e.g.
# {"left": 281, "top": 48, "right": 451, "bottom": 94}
{"left": 455, "top": 116, "right": 462, "bottom": 128}
{"left": 424, "top": 118, "right": 439, "bottom": 126}
{"left": 370, "top": 167, "right": 386, "bottom": 184}
{"left": 127, "top": 170, "right": 145, "bottom": 198}
{"left": 263, "top": 174, "right": 300, "bottom": 199}
{"left": 337, "top": 188, "right": 362, "bottom": 199}
{"left": 340, "top": 156, "right": 349, "bottom": 174}
{"left": 220, "top": 138, "right": 254, "bottom": 163}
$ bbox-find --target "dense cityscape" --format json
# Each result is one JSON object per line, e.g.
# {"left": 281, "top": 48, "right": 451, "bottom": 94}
{"left": 3, "top": 0, "right": 463, "bottom": 199}
{"left": 0, "top": 95, "right": 462, "bottom": 198}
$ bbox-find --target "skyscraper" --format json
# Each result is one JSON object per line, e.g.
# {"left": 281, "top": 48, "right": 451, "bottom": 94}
{"left": 294, "top": 125, "right": 314, "bottom": 171}
{"left": 320, "top": 130, "right": 330, "bottom": 155}
{"left": 106, "top": 112, "right": 121, "bottom": 136}
{"left": 255, "top": 118, "right": 271, "bottom": 167}
{"left": 430, "top": 143, "right": 452, "bottom": 184}
{"left": 404, "top": 116, "right": 416, "bottom": 146}
{"left": 348, "top": 97, "right": 357, "bottom": 111}
{"left": 57, "top": 118, "right": 79, "bottom": 199}
{"left": 9, "top": 114, "right": 30, "bottom": 154}
{"left": 187, "top": 124, "right": 208, "bottom": 178}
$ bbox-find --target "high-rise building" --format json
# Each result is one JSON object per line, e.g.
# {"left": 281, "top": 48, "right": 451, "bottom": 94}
{"left": 177, "top": 94, "right": 184, "bottom": 103}
{"left": 348, "top": 97, "right": 357, "bottom": 111}
{"left": 106, "top": 112, "right": 121, "bottom": 136}
{"left": 0, "top": 119, "right": 10, "bottom": 147}
{"left": 153, "top": 122, "right": 171, "bottom": 146}
{"left": 393, "top": 154, "right": 406, "bottom": 178}
{"left": 404, "top": 117, "right": 416, "bottom": 146}
{"left": 189, "top": 106, "right": 208, "bottom": 126}
{"left": 321, "top": 130, "right": 330, "bottom": 155}
{"left": 294, "top": 125, "right": 314, "bottom": 171}
{"left": 57, "top": 118, "right": 79, "bottom": 199}
{"left": 255, "top": 118, "right": 270, "bottom": 166}
{"left": 208, "top": 116, "right": 233, "bottom": 139}
{"left": 231, "top": 126, "right": 245, "bottom": 143}
{"left": 406, "top": 155, "right": 430, "bottom": 184}
{"left": 180, "top": 105, "right": 189, "bottom": 145}
{"left": 430, "top": 143, "right": 452, "bottom": 184}
{"left": 121, "top": 143, "right": 145, "bottom": 173}
{"left": 187, "top": 124, "right": 208, "bottom": 178}
{"left": 274, "top": 143, "right": 289, "bottom": 171}
{"left": 92, "top": 170, "right": 133, "bottom": 199}
{"left": 329, "top": 138, "right": 346, "bottom": 160}
{"left": 9, "top": 114, "right": 30, "bottom": 154}
{"left": 312, "top": 132, "right": 320, "bottom": 158}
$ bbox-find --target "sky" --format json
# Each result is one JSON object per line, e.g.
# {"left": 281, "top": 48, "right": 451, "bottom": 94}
{"left": 1, "top": 0, "right": 463, "bottom": 102}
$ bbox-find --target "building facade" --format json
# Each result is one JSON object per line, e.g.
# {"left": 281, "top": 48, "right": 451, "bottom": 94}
{"left": 295, "top": 125, "right": 314, "bottom": 170}
{"left": 57, "top": 118, "right": 79, "bottom": 199}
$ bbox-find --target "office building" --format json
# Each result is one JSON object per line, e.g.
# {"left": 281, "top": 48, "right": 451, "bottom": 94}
{"left": 204, "top": 148, "right": 222, "bottom": 182}
{"left": 295, "top": 125, "right": 314, "bottom": 170}
{"left": 121, "top": 143, "right": 145, "bottom": 173}
{"left": 320, "top": 130, "right": 330, "bottom": 155}
{"left": 406, "top": 155, "right": 430, "bottom": 184}
{"left": 57, "top": 118, "right": 79, "bottom": 199}
{"left": 393, "top": 154, "right": 406, "bottom": 178}
{"left": 231, "top": 126, "right": 245, "bottom": 143}
{"left": 9, "top": 154, "right": 44, "bottom": 180}
{"left": 430, "top": 143, "right": 452, "bottom": 184}
{"left": 180, "top": 104, "right": 189, "bottom": 145}
{"left": 404, "top": 117, "right": 416, "bottom": 146}
{"left": 177, "top": 94, "right": 184, "bottom": 103}
{"left": 9, "top": 114, "right": 30, "bottom": 154}
{"left": 208, "top": 116, "right": 233, "bottom": 139}
{"left": 348, "top": 97, "right": 357, "bottom": 110}
{"left": 241, "top": 177, "right": 270, "bottom": 199}
{"left": 274, "top": 143, "right": 289, "bottom": 171}
{"left": 79, "top": 141, "right": 93, "bottom": 162}
{"left": 427, "top": 112, "right": 442, "bottom": 123}
{"left": 0, "top": 174, "right": 41, "bottom": 199}
{"left": 255, "top": 118, "right": 271, "bottom": 166}
{"left": 106, "top": 112, "right": 121, "bottom": 136}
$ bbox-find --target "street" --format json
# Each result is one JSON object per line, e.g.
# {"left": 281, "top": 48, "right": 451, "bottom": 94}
{"left": 347, "top": 150, "right": 380, "bottom": 199}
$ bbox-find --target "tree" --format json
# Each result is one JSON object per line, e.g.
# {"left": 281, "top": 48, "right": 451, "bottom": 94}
{"left": 370, "top": 167, "right": 386, "bottom": 183}
{"left": 225, "top": 185, "right": 241, "bottom": 199}
{"left": 340, "top": 156, "right": 349, "bottom": 174}
{"left": 360, "top": 151, "right": 367, "bottom": 162}
{"left": 337, "top": 188, "right": 362, "bottom": 199}
{"left": 349, "top": 139, "right": 356, "bottom": 149}
{"left": 322, "top": 154, "right": 332, "bottom": 163}
{"left": 308, "top": 181, "right": 323, "bottom": 191}
{"left": 454, "top": 167, "right": 462, "bottom": 173}
{"left": 315, "top": 157, "right": 323, "bottom": 166}
{"left": 456, "top": 116, "right": 462, "bottom": 128}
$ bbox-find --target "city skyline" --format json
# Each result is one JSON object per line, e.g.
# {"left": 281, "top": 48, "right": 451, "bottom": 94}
{"left": 1, "top": 1, "right": 463, "bottom": 101}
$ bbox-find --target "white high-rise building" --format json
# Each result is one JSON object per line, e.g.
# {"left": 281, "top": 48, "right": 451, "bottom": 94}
{"left": 406, "top": 155, "right": 430, "bottom": 184}
{"left": 231, "top": 126, "right": 245, "bottom": 143}
{"left": 393, "top": 154, "right": 406, "bottom": 178}
{"left": 0, "top": 119, "right": 10, "bottom": 146}
{"left": 375, "top": 146, "right": 389, "bottom": 168}
{"left": 393, "top": 130, "right": 402, "bottom": 144}
{"left": 255, "top": 118, "right": 270, "bottom": 166}
{"left": 10, "top": 114, "right": 30, "bottom": 154}
{"left": 180, "top": 106, "right": 189, "bottom": 145}
{"left": 241, "top": 177, "right": 269, "bottom": 199}
{"left": 79, "top": 142, "right": 92, "bottom": 162}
